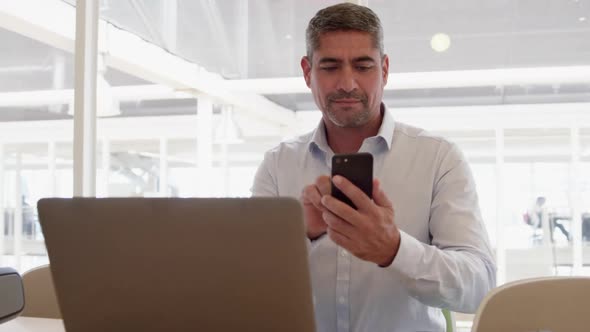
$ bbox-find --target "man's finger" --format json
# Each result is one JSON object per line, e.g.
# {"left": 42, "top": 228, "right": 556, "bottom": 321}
{"left": 332, "top": 175, "right": 373, "bottom": 211}
{"left": 372, "top": 179, "right": 393, "bottom": 208}
{"left": 322, "top": 210, "right": 356, "bottom": 235}
{"left": 301, "top": 185, "right": 324, "bottom": 211}
{"left": 327, "top": 227, "right": 352, "bottom": 248}
{"left": 316, "top": 175, "right": 331, "bottom": 195}
{"left": 321, "top": 194, "right": 362, "bottom": 226}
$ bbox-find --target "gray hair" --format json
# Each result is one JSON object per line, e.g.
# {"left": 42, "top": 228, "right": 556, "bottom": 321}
{"left": 305, "top": 3, "right": 384, "bottom": 60}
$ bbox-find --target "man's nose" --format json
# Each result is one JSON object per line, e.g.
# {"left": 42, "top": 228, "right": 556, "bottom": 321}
{"left": 336, "top": 66, "right": 358, "bottom": 92}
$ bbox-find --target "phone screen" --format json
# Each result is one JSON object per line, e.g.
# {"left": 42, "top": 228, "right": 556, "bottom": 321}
{"left": 331, "top": 153, "right": 373, "bottom": 209}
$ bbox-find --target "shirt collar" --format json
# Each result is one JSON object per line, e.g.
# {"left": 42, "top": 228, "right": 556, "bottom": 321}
{"left": 308, "top": 103, "right": 395, "bottom": 154}
{"left": 376, "top": 103, "right": 395, "bottom": 149}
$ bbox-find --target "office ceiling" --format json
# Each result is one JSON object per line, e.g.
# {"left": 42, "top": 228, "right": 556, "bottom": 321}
{"left": 0, "top": 0, "right": 589, "bottom": 122}
{"left": 97, "top": 0, "right": 590, "bottom": 78}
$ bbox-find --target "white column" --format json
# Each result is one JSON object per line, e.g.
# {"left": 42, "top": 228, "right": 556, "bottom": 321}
{"left": 570, "top": 127, "right": 582, "bottom": 274}
{"left": 220, "top": 106, "right": 230, "bottom": 196}
{"left": 159, "top": 137, "right": 169, "bottom": 196}
{"left": 44, "top": 141, "right": 57, "bottom": 241}
{"left": 0, "top": 144, "right": 4, "bottom": 263}
{"left": 48, "top": 141, "right": 57, "bottom": 196}
{"left": 161, "top": 0, "right": 177, "bottom": 53}
{"left": 237, "top": 0, "right": 248, "bottom": 79}
{"left": 101, "top": 139, "right": 110, "bottom": 197}
{"left": 197, "top": 98, "right": 214, "bottom": 197}
{"left": 73, "top": 0, "right": 99, "bottom": 197}
{"left": 495, "top": 127, "right": 506, "bottom": 285}
{"left": 13, "top": 153, "right": 23, "bottom": 270}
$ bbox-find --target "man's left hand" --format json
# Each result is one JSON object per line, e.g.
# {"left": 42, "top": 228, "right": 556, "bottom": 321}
{"left": 321, "top": 175, "right": 400, "bottom": 267}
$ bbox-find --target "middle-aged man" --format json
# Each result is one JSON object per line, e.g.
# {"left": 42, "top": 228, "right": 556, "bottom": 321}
{"left": 252, "top": 3, "right": 496, "bottom": 331}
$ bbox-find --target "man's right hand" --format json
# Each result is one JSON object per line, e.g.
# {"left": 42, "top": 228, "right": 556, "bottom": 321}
{"left": 301, "top": 175, "right": 331, "bottom": 240}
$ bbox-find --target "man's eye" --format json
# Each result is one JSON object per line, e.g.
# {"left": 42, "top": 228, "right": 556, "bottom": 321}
{"left": 320, "top": 67, "right": 338, "bottom": 71}
{"left": 356, "top": 65, "right": 372, "bottom": 72}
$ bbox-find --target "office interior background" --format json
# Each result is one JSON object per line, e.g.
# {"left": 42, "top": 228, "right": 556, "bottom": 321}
{"left": 1, "top": 0, "right": 590, "bottom": 307}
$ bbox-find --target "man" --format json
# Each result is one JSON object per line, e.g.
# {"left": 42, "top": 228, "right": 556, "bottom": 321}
{"left": 528, "top": 196, "right": 547, "bottom": 229}
{"left": 252, "top": 3, "right": 496, "bottom": 331}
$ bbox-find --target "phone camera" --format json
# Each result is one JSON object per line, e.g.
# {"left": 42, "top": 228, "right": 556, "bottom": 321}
{"left": 335, "top": 158, "right": 341, "bottom": 164}
{"left": 344, "top": 158, "right": 348, "bottom": 163}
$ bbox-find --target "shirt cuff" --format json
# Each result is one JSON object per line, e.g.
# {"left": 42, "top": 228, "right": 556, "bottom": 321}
{"left": 387, "top": 230, "right": 425, "bottom": 279}
{"left": 306, "top": 233, "right": 326, "bottom": 253}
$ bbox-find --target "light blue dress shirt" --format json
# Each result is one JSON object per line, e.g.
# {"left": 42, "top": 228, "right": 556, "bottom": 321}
{"left": 251, "top": 106, "right": 496, "bottom": 332}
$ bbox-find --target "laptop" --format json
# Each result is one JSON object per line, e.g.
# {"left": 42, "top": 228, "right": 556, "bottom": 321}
{"left": 37, "top": 197, "right": 316, "bottom": 332}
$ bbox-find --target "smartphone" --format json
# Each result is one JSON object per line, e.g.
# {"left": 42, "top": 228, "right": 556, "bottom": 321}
{"left": 331, "top": 153, "right": 373, "bottom": 209}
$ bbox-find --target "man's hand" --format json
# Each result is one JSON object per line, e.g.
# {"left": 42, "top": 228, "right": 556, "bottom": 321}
{"left": 301, "top": 175, "right": 331, "bottom": 240}
{"left": 321, "top": 175, "right": 400, "bottom": 266}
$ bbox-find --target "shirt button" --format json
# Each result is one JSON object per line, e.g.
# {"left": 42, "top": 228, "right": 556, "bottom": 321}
{"left": 338, "top": 296, "right": 346, "bottom": 304}
{"left": 340, "top": 250, "right": 347, "bottom": 257}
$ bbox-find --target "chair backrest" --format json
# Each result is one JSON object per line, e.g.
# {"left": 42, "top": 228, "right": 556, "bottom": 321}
{"left": 472, "top": 277, "right": 590, "bottom": 332}
{"left": 21, "top": 264, "right": 61, "bottom": 319}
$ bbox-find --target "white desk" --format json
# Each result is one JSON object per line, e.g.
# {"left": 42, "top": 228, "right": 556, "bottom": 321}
{"left": 0, "top": 317, "right": 64, "bottom": 332}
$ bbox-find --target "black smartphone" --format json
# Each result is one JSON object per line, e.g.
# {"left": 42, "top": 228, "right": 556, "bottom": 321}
{"left": 331, "top": 153, "right": 373, "bottom": 209}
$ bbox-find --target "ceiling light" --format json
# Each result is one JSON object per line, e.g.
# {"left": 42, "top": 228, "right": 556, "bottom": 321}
{"left": 579, "top": 17, "right": 587, "bottom": 22}
{"left": 431, "top": 33, "right": 451, "bottom": 53}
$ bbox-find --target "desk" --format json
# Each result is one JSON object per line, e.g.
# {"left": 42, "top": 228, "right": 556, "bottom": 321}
{"left": 0, "top": 317, "right": 64, "bottom": 332}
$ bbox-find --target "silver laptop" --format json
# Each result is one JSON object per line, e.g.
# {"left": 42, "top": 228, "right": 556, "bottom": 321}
{"left": 37, "top": 197, "right": 315, "bottom": 332}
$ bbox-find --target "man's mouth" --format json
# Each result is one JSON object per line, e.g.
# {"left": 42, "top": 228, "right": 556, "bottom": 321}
{"left": 332, "top": 99, "right": 361, "bottom": 104}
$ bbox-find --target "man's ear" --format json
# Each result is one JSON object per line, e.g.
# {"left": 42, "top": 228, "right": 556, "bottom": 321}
{"left": 381, "top": 54, "right": 389, "bottom": 87}
{"left": 301, "top": 56, "right": 312, "bottom": 88}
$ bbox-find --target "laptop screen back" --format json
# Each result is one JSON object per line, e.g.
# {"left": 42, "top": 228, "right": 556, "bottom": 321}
{"left": 38, "top": 197, "right": 315, "bottom": 332}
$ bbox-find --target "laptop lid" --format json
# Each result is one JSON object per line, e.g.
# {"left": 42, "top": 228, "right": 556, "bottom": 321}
{"left": 37, "top": 197, "right": 315, "bottom": 332}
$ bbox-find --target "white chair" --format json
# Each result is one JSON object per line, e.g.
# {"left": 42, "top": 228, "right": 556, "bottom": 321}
{"left": 20, "top": 265, "right": 61, "bottom": 319}
{"left": 472, "top": 276, "right": 590, "bottom": 332}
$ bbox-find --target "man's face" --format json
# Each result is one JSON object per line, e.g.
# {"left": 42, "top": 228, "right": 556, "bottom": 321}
{"left": 301, "top": 30, "right": 389, "bottom": 128}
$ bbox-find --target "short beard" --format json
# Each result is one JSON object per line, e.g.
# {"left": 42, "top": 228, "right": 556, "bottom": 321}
{"left": 325, "top": 90, "right": 370, "bottom": 128}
